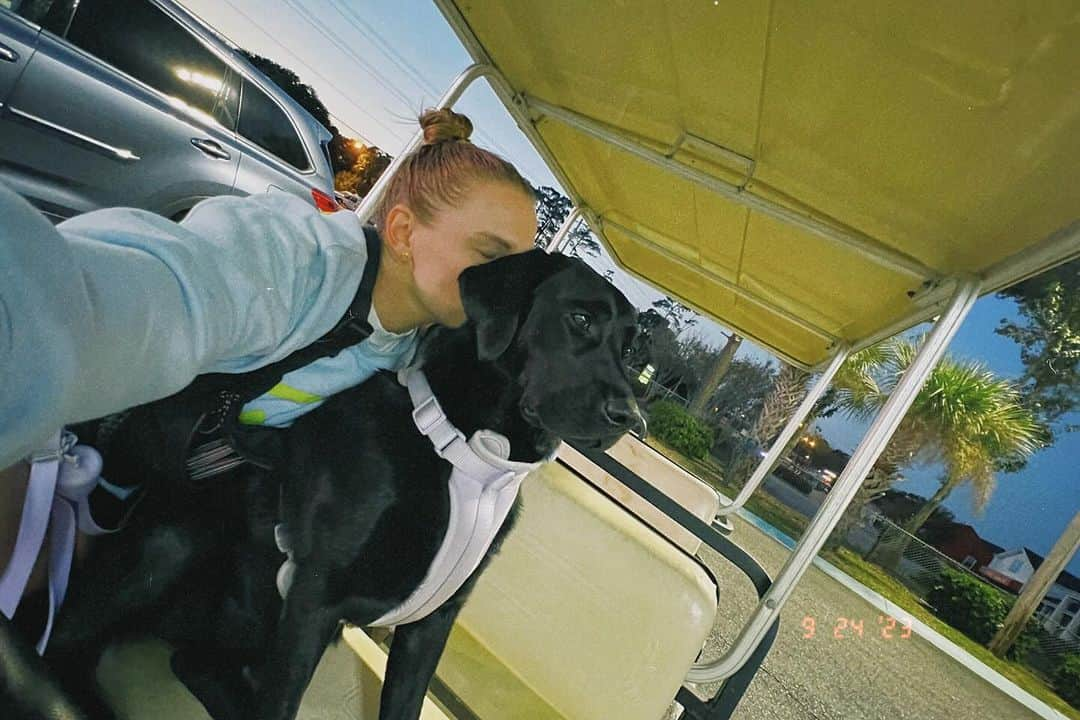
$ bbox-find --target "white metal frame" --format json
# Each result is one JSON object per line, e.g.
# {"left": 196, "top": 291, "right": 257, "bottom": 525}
{"left": 715, "top": 346, "right": 850, "bottom": 518}
{"left": 544, "top": 207, "right": 583, "bottom": 253}
{"left": 687, "top": 278, "right": 980, "bottom": 681}
{"left": 355, "top": 63, "right": 497, "bottom": 224}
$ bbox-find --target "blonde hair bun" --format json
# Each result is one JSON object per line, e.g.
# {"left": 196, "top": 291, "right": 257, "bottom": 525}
{"left": 420, "top": 108, "right": 473, "bottom": 145}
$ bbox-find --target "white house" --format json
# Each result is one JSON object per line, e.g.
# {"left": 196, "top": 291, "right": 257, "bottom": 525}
{"left": 980, "top": 548, "right": 1035, "bottom": 592}
{"left": 1036, "top": 587, "right": 1080, "bottom": 644}
{"left": 982, "top": 548, "right": 1080, "bottom": 644}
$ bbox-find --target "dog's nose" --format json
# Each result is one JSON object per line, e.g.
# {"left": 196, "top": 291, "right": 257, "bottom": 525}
{"left": 604, "top": 398, "right": 647, "bottom": 437}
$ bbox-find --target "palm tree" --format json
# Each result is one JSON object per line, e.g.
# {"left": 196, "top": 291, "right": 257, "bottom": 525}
{"left": 895, "top": 344, "right": 1042, "bottom": 518}
{"left": 725, "top": 338, "right": 1042, "bottom": 559}
{"left": 726, "top": 363, "right": 810, "bottom": 486}
{"left": 848, "top": 338, "right": 1045, "bottom": 566}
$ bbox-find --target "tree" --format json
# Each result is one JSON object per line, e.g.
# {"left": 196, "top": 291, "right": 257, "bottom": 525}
{"left": 989, "top": 510, "right": 1080, "bottom": 658}
{"left": 821, "top": 339, "right": 1045, "bottom": 551}
{"left": 687, "top": 333, "right": 742, "bottom": 418}
{"left": 239, "top": 50, "right": 332, "bottom": 130}
{"left": 633, "top": 308, "right": 721, "bottom": 405}
{"left": 564, "top": 228, "right": 602, "bottom": 259}
{"left": 534, "top": 185, "right": 572, "bottom": 248}
{"left": 328, "top": 133, "right": 366, "bottom": 175}
{"left": 703, "top": 357, "right": 777, "bottom": 433}
{"left": 853, "top": 339, "right": 1045, "bottom": 566}
{"left": 651, "top": 297, "right": 698, "bottom": 334}
{"left": 996, "top": 260, "right": 1080, "bottom": 435}
{"left": 702, "top": 357, "right": 778, "bottom": 461}
{"left": 726, "top": 363, "right": 812, "bottom": 486}
{"left": 334, "top": 144, "right": 392, "bottom": 197}
{"left": 531, "top": 185, "right": 601, "bottom": 257}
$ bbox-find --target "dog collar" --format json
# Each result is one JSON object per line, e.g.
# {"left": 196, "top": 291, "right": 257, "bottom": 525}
{"left": 364, "top": 368, "right": 545, "bottom": 626}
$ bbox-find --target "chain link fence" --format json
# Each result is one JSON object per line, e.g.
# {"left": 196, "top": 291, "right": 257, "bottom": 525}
{"left": 842, "top": 509, "right": 1080, "bottom": 668}
{"left": 843, "top": 511, "right": 993, "bottom": 597}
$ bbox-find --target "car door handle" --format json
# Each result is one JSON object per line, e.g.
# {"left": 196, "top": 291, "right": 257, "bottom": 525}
{"left": 190, "top": 138, "right": 231, "bottom": 160}
{"left": 0, "top": 44, "right": 18, "bottom": 63}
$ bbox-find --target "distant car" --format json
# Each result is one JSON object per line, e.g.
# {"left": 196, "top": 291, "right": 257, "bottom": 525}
{"left": 0, "top": 0, "right": 338, "bottom": 221}
{"left": 774, "top": 457, "right": 818, "bottom": 494}
{"left": 335, "top": 190, "right": 360, "bottom": 211}
{"left": 816, "top": 468, "right": 837, "bottom": 492}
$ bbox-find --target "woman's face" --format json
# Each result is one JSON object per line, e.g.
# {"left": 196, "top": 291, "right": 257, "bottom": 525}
{"left": 409, "top": 179, "right": 537, "bottom": 327}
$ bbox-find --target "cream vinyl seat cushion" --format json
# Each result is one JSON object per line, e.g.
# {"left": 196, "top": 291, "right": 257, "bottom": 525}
{"left": 434, "top": 460, "right": 718, "bottom": 720}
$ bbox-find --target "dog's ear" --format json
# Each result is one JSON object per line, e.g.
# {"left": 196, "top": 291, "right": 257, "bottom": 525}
{"left": 459, "top": 249, "right": 575, "bottom": 361}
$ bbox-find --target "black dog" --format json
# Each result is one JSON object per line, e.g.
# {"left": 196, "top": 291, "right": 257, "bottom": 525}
{"left": 37, "top": 249, "right": 643, "bottom": 720}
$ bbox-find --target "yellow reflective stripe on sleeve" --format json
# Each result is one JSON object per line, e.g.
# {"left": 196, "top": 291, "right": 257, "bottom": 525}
{"left": 239, "top": 409, "right": 267, "bottom": 425}
{"left": 267, "top": 383, "right": 323, "bottom": 405}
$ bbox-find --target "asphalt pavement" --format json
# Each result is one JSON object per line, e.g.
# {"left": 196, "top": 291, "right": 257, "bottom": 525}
{"left": 689, "top": 514, "right": 1044, "bottom": 720}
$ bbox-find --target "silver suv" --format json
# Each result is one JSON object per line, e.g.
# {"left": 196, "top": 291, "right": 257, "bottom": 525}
{"left": 0, "top": 0, "right": 339, "bottom": 221}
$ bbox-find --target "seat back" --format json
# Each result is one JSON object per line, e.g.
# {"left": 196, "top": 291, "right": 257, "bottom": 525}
{"left": 434, "top": 461, "right": 718, "bottom": 719}
{"left": 559, "top": 435, "right": 720, "bottom": 554}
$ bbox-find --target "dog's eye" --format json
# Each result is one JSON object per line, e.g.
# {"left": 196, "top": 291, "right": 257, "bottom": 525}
{"left": 570, "top": 312, "right": 592, "bottom": 332}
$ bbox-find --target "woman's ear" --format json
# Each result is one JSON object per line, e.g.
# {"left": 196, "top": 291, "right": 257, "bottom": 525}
{"left": 459, "top": 250, "right": 575, "bottom": 361}
{"left": 382, "top": 204, "right": 415, "bottom": 264}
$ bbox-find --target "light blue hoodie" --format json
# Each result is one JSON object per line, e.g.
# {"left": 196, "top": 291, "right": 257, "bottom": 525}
{"left": 0, "top": 183, "right": 415, "bottom": 466}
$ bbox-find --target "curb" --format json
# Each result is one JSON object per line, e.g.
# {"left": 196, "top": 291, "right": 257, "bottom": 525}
{"left": 733, "top": 507, "right": 1070, "bottom": 720}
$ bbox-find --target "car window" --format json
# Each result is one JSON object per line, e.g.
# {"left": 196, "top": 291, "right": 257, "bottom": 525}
{"left": 211, "top": 66, "right": 241, "bottom": 132}
{"left": 237, "top": 79, "right": 310, "bottom": 172}
{"left": 5, "top": 0, "right": 77, "bottom": 35}
{"left": 63, "top": 0, "right": 233, "bottom": 122}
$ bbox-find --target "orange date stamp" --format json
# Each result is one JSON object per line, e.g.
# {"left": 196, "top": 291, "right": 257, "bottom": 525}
{"left": 801, "top": 615, "right": 913, "bottom": 640}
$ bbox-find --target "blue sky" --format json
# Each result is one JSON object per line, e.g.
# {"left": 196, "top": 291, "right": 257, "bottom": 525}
{"left": 178, "top": 0, "right": 1080, "bottom": 575}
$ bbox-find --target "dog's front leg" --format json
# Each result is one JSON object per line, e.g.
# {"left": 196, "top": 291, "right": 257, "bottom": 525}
{"left": 253, "top": 562, "right": 339, "bottom": 720}
{"left": 379, "top": 602, "right": 462, "bottom": 720}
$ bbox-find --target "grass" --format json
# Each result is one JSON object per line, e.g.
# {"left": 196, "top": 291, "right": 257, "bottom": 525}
{"left": 642, "top": 438, "right": 1080, "bottom": 719}
{"left": 822, "top": 548, "right": 1080, "bottom": 720}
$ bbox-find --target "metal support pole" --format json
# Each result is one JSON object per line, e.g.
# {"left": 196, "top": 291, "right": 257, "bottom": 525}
{"left": 355, "top": 63, "right": 494, "bottom": 224}
{"left": 686, "top": 278, "right": 980, "bottom": 683}
{"left": 544, "top": 207, "right": 582, "bottom": 253}
{"left": 716, "top": 345, "right": 850, "bottom": 517}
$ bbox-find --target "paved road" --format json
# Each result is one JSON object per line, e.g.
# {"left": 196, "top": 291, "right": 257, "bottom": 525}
{"left": 689, "top": 515, "right": 1043, "bottom": 720}
{"left": 760, "top": 475, "right": 826, "bottom": 518}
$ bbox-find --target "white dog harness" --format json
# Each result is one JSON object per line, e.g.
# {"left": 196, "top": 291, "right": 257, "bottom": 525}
{"left": 275, "top": 368, "right": 545, "bottom": 627}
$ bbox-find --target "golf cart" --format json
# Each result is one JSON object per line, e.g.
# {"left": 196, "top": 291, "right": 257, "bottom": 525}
{"left": 85, "top": 2, "right": 1080, "bottom": 718}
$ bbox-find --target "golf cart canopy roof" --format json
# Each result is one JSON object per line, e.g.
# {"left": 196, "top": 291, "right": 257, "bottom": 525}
{"left": 436, "top": 1, "right": 1080, "bottom": 368}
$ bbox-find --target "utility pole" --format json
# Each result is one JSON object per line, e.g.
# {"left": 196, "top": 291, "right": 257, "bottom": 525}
{"left": 988, "top": 510, "right": 1080, "bottom": 657}
{"left": 687, "top": 333, "right": 742, "bottom": 418}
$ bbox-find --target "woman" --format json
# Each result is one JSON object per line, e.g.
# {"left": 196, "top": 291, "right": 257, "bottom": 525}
{"left": 0, "top": 108, "right": 538, "bottom": 592}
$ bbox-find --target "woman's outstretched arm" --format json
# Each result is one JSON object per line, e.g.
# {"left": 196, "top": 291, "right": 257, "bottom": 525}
{"left": 0, "top": 184, "right": 367, "bottom": 467}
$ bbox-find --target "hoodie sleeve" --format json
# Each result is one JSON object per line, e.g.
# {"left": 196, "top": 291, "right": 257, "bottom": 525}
{"left": 0, "top": 184, "right": 366, "bottom": 468}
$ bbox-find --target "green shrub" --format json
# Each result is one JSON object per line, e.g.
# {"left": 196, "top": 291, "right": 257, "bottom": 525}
{"left": 1054, "top": 654, "right": 1080, "bottom": 708}
{"left": 928, "top": 569, "right": 1010, "bottom": 643}
{"left": 647, "top": 401, "right": 714, "bottom": 459}
{"left": 927, "top": 569, "right": 1039, "bottom": 660}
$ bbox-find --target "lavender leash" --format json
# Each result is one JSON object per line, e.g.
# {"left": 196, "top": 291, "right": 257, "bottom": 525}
{"left": 0, "top": 429, "right": 119, "bottom": 653}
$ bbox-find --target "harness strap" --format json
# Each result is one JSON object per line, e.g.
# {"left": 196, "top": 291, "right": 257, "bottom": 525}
{"left": 363, "top": 369, "right": 542, "bottom": 627}
{"left": 0, "top": 430, "right": 120, "bottom": 654}
{"left": 182, "top": 224, "right": 384, "bottom": 482}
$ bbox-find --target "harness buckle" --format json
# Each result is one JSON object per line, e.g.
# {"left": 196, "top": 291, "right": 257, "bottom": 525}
{"left": 411, "top": 395, "right": 446, "bottom": 435}
{"left": 411, "top": 395, "right": 467, "bottom": 457}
